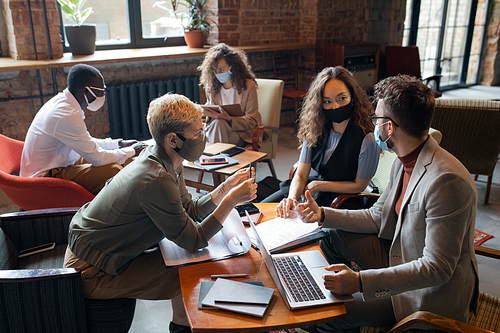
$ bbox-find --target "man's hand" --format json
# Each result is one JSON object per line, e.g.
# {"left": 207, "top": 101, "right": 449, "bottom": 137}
{"left": 119, "top": 139, "right": 139, "bottom": 148}
{"left": 131, "top": 142, "right": 147, "bottom": 156}
{"left": 322, "top": 264, "right": 361, "bottom": 295}
{"left": 297, "top": 190, "right": 322, "bottom": 223}
{"left": 119, "top": 140, "right": 146, "bottom": 156}
{"left": 275, "top": 197, "right": 299, "bottom": 218}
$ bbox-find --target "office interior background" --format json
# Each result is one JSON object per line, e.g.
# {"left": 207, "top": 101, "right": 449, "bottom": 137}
{"left": 1, "top": 0, "right": 499, "bottom": 141}
{"left": 0, "top": 1, "right": 499, "bottom": 331}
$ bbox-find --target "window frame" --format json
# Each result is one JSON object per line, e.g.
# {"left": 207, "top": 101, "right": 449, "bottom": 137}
{"left": 57, "top": 0, "right": 187, "bottom": 53}
{"left": 403, "top": 0, "right": 491, "bottom": 90}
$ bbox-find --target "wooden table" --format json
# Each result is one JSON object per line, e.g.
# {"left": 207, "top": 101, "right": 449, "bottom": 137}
{"left": 183, "top": 149, "right": 267, "bottom": 192}
{"left": 178, "top": 203, "right": 347, "bottom": 333}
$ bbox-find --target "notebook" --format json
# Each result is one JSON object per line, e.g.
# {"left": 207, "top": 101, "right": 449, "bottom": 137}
{"left": 247, "top": 211, "right": 354, "bottom": 310}
{"left": 201, "top": 278, "right": 274, "bottom": 317}
{"left": 203, "top": 143, "right": 236, "bottom": 156}
{"left": 201, "top": 104, "right": 243, "bottom": 117}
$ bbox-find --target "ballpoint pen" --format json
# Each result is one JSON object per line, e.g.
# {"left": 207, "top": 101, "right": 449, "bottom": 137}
{"left": 211, "top": 273, "right": 250, "bottom": 279}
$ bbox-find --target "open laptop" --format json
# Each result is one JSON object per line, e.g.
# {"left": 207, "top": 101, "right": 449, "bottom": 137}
{"left": 247, "top": 211, "right": 354, "bottom": 310}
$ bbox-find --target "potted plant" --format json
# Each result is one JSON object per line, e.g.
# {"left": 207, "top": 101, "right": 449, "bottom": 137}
{"left": 57, "top": 0, "right": 96, "bottom": 55}
{"left": 153, "top": 0, "right": 217, "bottom": 48}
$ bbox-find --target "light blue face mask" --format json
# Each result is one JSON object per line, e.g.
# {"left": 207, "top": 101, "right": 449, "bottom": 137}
{"left": 215, "top": 70, "right": 232, "bottom": 84}
{"left": 374, "top": 122, "right": 394, "bottom": 153}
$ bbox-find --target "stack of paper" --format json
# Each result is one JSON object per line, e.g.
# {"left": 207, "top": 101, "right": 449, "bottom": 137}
{"left": 201, "top": 278, "right": 274, "bottom": 317}
{"left": 247, "top": 216, "right": 328, "bottom": 253}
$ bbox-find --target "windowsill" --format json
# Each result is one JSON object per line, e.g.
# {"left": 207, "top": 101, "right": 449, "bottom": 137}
{"left": 0, "top": 43, "right": 316, "bottom": 73}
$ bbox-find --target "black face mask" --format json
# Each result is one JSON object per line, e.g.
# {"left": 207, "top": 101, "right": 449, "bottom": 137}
{"left": 173, "top": 133, "right": 206, "bottom": 162}
{"left": 323, "top": 100, "right": 354, "bottom": 123}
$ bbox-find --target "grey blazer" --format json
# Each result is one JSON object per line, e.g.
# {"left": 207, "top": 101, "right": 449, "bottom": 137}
{"left": 322, "top": 136, "right": 479, "bottom": 323}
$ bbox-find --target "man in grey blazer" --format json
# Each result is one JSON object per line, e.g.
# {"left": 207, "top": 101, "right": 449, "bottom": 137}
{"left": 296, "top": 75, "right": 479, "bottom": 332}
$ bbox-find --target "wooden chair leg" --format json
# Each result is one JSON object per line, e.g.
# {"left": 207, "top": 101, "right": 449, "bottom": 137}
{"left": 484, "top": 175, "right": 492, "bottom": 205}
{"left": 294, "top": 98, "right": 299, "bottom": 133}
{"left": 267, "top": 159, "right": 278, "bottom": 179}
{"left": 197, "top": 171, "right": 204, "bottom": 193}
{"left": 474, "top": 174, "right": 479, "bottom": 181}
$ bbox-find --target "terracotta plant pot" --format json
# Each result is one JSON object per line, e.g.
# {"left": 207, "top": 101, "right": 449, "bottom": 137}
{"left": 183, "top": 30, "right": 206, "bottom": 48}
{"left": 65, "top": 25, "right": 96, "bottom": 55}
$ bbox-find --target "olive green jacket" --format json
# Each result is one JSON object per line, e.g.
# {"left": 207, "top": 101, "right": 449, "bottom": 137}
{"left": 68, "top": 144, "right": 221, "bottom": 275}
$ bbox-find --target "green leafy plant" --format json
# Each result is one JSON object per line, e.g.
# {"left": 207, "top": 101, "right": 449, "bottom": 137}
{"left": 153, "top": 0, "right": 217, "bottom": 37}
{"left": 57, "top": 0, "right": 93, "bottom": 26}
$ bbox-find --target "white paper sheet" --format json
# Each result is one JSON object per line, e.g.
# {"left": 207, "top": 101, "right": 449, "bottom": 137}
{"left": 159, "top": 209, "right": 251, "bottom": 267}
{"left": 246, "top": 216, "right": 321, "bottom": 252}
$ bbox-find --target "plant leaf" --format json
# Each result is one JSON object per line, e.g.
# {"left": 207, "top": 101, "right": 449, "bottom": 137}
{"left": 79, "top": 7, "right": 93, "bottom": 25}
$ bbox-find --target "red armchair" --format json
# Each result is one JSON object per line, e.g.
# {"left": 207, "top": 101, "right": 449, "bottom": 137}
{"left": 0, "top": 134, "right": 94, "bottom": 211}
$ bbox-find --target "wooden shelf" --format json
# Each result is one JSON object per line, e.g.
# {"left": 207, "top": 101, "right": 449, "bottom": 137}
{"left": 0, "top": 43, "right": 316, "bottom": 73}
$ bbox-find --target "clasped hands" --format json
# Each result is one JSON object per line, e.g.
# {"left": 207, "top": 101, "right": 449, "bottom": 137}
{"left": 275, "top": 190, "right": 362, "bottom": 295}
{"left": 120, "top": 139, "right": 148, "bottom": 156}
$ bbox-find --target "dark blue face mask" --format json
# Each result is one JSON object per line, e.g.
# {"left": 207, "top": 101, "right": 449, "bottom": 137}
{"left": 323, "top": 100, "right": 353, "bottom": 123}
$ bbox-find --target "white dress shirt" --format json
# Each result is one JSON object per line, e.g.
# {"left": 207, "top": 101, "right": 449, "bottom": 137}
{"left": 20, "top": 88, "right": 135, "bottom": 177}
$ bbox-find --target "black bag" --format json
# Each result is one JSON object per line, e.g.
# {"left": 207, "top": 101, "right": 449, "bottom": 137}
{"left": 256, "top": 176, "right": 281, "bottom": 202}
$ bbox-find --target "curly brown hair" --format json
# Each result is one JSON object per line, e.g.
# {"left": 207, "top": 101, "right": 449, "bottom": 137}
{"left": 298, "top": 66, "right": 374, "bottom": 148}
{"left": 198, "top": 43, "right": 256, "bottom": 96}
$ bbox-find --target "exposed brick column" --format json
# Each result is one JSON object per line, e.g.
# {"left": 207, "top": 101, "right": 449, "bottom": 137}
{"left": 481, "top": 0, "right": 500, "bottom": 85}
{"left": 2, "top": 0, "right": 63, "bottom": 60}
{"left": 206, "top": 0, "right": 219, "bottom": 45}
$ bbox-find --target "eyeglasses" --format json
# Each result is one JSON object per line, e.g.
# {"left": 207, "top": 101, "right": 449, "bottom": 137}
{"left": 86, "top": 86, "right": 107, "bottom": 97}
{"left": 369, "top": 113, "right": 399, "bottom": 127}
{"left": 177, "top": 129, "right": 206, "bottom": 141}
{"left": 214, "top": 66, "right": 231, "bottom": 74}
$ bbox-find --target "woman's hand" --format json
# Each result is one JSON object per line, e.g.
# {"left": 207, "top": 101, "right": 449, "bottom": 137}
{"left": 225, "top": 167, "right": 253, "bottom": 188}
{"left": 204, "top": 108, "right": 231, "bottom": 122}
{"left": 297, "top": 190, "right": 323, "bottom": 223}
{"left": 227, "top": 178, "right": 258, "bottom": 206}
{"left": 303, "top": 180, "right": 320, "bottom": 199}
{"left": 275, "top": 197, "right": 299, "bottom": 218}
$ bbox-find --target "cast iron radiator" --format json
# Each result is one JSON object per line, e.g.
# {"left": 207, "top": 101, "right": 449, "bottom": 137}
{"left": 106, "top": 75, "right": 200, "bottom": 140}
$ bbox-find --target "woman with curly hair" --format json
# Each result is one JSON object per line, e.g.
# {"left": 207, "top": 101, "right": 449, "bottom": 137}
{"left": 264, "top": 66, "right": 379, "bottom": 212}
{"left": 198, "top": 43, "right": 261, "bottom": 146}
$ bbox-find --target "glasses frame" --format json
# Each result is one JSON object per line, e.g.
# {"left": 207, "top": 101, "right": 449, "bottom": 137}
{"left": 86, "top": 86, "right": 107, "bottom": 98}
{"left": 177, "top": 129, "right": 206, "bottom": 141}
{"left": 369, "top": 113, "right": 399, "bottom": 127}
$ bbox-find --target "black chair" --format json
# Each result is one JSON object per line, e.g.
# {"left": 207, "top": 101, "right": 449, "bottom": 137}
{"left": 0, "top": 208, "right": 136, "bottom": 333}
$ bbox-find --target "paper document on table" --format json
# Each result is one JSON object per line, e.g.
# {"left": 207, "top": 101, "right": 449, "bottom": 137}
{"left": 203, "top": 143, "right": 236, "bottom": 156}
{"left": 247, "top": 216, "right": 327, "bottom": 254}
{"left": 159, "top": 209, "right": 251, "bottom": 267}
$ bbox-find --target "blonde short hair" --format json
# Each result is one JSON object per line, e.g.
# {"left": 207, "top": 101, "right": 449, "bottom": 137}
{"left": 146, "top": 93, "right": 203, "bottom": 147}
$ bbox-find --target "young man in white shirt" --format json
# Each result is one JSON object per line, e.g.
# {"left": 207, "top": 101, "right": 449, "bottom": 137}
{"left": 21, "top": 64, "right": 145, "bottom": 194}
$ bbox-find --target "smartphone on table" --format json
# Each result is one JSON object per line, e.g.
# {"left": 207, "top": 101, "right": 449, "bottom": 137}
{"left": 200, "top": 157, "right": 229, "bottom": 165}
{"left": 234, "top": 203, "right": 260, "bottom": 217}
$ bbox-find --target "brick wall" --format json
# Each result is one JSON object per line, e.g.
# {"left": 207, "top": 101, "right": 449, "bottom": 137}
{"left": 2, "top": 0, "right": 499, "bottom": 141}
{"left": 2, "top": 0, "right": 63, "bottom": 60}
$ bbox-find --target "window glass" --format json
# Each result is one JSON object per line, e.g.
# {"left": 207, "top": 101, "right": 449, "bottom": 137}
{"left": 61, "top": 0, "right": 130, "bottom": 46}
{"left": 402, "top": 0, "right": 413, "bottom": 46}
{"left": 141, "top": 0, "right": 189, "bottom": 39}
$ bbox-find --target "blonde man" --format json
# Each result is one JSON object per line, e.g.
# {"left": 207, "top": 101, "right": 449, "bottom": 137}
{"left": 64, "top": 94, "right": 257, "bottom": 333}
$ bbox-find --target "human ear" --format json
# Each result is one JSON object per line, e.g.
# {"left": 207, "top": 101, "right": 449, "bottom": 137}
{"left": 165, "top": 133, "right": 178, "bottom": 149}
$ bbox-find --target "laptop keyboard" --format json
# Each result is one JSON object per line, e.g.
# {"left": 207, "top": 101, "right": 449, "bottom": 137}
{"left": 274, "top": 256, "right": 326, "bottom": 303}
